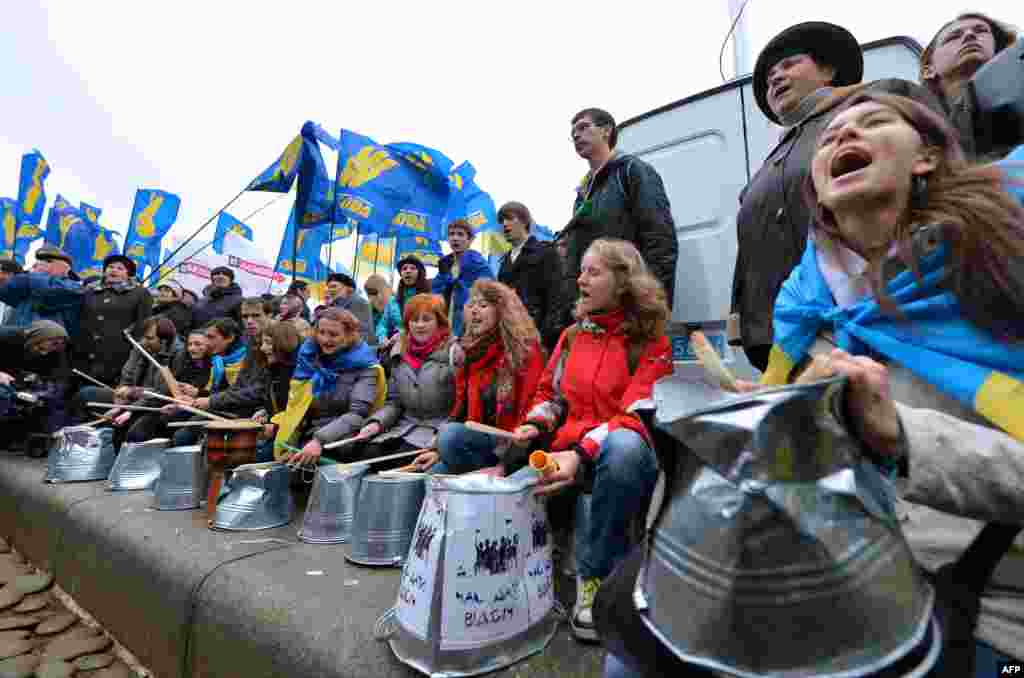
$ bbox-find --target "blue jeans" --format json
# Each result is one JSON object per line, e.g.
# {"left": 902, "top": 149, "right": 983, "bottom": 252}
{"left": 580, "top": 429, "right": 658, "bottom": 580}
{"left": 432, "top": 422, "right": 499, "bottom": 475}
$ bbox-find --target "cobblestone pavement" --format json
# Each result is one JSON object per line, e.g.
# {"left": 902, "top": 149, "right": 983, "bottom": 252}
{"left": 0, "top": 537, "right": 147, "bottom": 678}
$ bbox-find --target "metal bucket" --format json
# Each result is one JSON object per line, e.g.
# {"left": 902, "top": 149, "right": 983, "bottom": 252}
{"left": 45, "top": 426, "right": 117, "bottom": 483}
{"left": 154, "top": 444, "right": 207, "bottom": 510}
{"left": 346, "top": 474, "right": 426, "bottom": 567}
{"left": 298, "top": 463, "right": 370, "bottom": 544}
{"left": 107, "top": 438, "right": 169, "bottom": 491}
{"left": 211, "top": 462, "right": 294, "bottom": 531}
{"left": 386, "top": 469, "right": 560, "bottom": 677}
{"left": 631, "top": 375, "right": 937, "bottom": 677}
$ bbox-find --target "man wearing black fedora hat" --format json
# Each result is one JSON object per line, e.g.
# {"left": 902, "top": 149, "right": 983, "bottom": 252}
{"left": 0, "top": 245, "right": 82, "bottom": 331}
{"left": 730, "top": 21, "right": 941, "bottom": 373}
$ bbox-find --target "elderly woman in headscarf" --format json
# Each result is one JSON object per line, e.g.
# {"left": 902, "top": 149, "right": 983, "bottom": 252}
{"left": 731, "top": 21, "right": 941, "bottom": 372}
{"left": 273, "top": 308, "right": 382, "bottom": 466}
{"left": 0, "top": 320, "right": 74, "bottom": 445}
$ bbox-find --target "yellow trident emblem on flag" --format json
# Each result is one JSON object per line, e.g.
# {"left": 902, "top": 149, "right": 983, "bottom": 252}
{"left": 339, "top": 146, "right": 398, "bottom": 188}
{"left": 135, "top": 193, "right": 164, "bottom": 238}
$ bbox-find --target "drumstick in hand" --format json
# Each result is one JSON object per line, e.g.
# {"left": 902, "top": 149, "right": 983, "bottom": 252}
{"left": 123, "top": 330, "right": 182, "bottom": 399}
{"left": 691, "top": 331, "right": 738, "bottom": 391}
{"left": 464, "top": 421, "right": 519, "bottom": 440}
{"left": 73, "top": 369, "right": 114, "bottom": 391}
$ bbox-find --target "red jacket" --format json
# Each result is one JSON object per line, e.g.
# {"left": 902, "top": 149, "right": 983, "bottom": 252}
{"left": 452, "top": 339, "right": 546, "bottom": 432}
{"left": 525, "top": 310, "right": 673, "bottom": 459}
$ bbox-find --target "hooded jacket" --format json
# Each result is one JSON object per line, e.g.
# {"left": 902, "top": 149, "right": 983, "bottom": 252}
{"left": 431, "top": 249, "right": 493, "bottom": 336}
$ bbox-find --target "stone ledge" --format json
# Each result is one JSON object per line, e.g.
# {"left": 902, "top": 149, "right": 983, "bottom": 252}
{"left": 0, "top": 452, "right": 604, "bottom": 678}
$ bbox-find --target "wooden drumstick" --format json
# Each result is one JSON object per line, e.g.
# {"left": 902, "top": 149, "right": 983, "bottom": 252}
{"left": 464, "top": 421, "right": 519, "bottom": 440}
{"left": 122, "top": 330, "right": 182, "bottom": 398}
{"left": 87, "top": 402, "right": 164, "bottom": 413}
{"left": 143, "top": 391, "right": 229, "bottom": 421}
{"left": 72, "top": 369, "right": 114, "bottom": 391}
{"left": 322, "top": 433, "right": 373, "bottom": 451}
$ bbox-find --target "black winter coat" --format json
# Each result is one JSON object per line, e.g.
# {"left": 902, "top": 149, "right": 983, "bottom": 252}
{"left": 191, "top": 283, "right": 243, "bottom": 328}
{"left": 74, "top": 282, "right": 153, "bottom": 386}
{"left": 554, "top": 153, "right": 677, "bottom": 336}
{"left": 731, "top": 79, "right": 941, "bottom": 353}
{"left": 498, "top": 236, "right": 563, "bottom": 351}
{"left": 153, "top": 300, "right": 193, "bottom": 337}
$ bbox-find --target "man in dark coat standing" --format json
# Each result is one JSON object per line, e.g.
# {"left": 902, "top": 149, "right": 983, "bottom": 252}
{"left": 496, "top": 201, "right": 562, "bottom": 351}
{"left": 315, "top": 273, "right": 376, "bottom": 346}
{"left": 552, "top": 107, "right": 678, "bottom": 340}
{"left": 191, "top": 266, "right": 243, "bottom": 328}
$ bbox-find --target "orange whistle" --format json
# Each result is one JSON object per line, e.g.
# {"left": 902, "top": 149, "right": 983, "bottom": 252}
{"left": 529, "top": 451, "right": 559, "bottom": 477}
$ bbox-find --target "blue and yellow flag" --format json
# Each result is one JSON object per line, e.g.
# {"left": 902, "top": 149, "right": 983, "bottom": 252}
{"left": 533, "top": 223, "right": 555, "bottom": 242}
{"left": 464, "top": 181, "right": 508, "bottom": 258}
{"left": 66, "top": 221, "right": 119, "bottom": 279}
{"left": 80, "top": 202, "right": 102, "bottom": 226}
{"left": 212, "top": 212, "right": 254, "bottom": 254}
{"left": 326, "top": 217, "right": 355, "bottom": 243}
{"left": 250, "top": 135, "right": 303, "bottom": 193}
{"left": 354, "top": 232, "right": 397, "bottom": 272}
{"left": 333, "top": 130, "right": 452, "bottom": 240}
{"left": 17, "top": 150, "right": 49, "bottom": 226}
{"left": 395, "top": 234, "right": 442, "bottom": 268}
{"left": 767, "top": 237, "right": 1024, "bottom": 440}
{"left": 295, "top": 133, "right": 334, "bottom": 228}
{"left": 44, "top": 194, "right": 76, "bottom": 246}
{"left": 124, "top": 189, "right": 180, "bottom": 276}
{"left": 274, "top": 207, "right": 327, "bottom": 282}
{"left": 0, "top": 199, "right": 18, "bottom": 260}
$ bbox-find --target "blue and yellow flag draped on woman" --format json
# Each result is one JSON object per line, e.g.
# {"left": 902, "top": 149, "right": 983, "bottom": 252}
{"left": 272, "top": 338, "right": 379, "bottom": 459}
{"left": 764, "top": 153, "right": 1024, "bottom": 442}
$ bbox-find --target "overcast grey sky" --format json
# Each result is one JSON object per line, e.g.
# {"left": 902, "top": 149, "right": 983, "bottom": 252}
{"left": 1, "top": 0, "right": 1018, "bottom": 272}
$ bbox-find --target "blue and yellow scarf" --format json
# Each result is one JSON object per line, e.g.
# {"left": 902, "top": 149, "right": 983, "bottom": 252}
{"left": 765, "top": 236, "right": 1024, "bottom": 440}
{"left": 209, "top": 340, "right": 247, "bottom": 392}
{"left": 272, "top": 338, "right": 378, "bottom": 458}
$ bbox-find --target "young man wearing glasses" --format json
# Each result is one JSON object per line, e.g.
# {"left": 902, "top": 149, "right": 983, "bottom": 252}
{"left": 552, "top": 108, "right": 678, "bottom": 339}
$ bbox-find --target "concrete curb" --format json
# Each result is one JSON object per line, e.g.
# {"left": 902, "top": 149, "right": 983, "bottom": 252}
{"left": 0, "top": 451, "right": 604, "bottom": 678}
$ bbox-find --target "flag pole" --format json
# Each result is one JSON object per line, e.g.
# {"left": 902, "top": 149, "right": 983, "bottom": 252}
{"left": 149, "top": 194, "right": 283, "bottom": 289}
{"left": 144, "top": 180, "right": 253, "bottom": 288}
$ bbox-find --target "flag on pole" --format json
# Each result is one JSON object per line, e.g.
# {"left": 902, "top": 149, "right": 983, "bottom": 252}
{"left": 212, "top": 212, "right": 254, "bottom": 254}
{"left": 124, "top": 188, "right": 181, "bottom": 277}
{"left": 16, "top": 150, "right": 49, "bottom": 226}
{"left": 0, "top": 199, "right": 18, "bottom": 260}
{"left": 274, "top": 207, "right": 327, "bottom": 282}
{"left": 249, "top": 135, "right": 303, "bottom": 193}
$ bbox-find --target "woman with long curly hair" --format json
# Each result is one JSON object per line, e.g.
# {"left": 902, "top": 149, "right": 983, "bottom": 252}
{"left": 511, "top": 237, "right": 673, "bottom": 644}
{"left": 701, "top": 91, "right": 1024, "bottom": 677}
{"left": 412, "top": 280, "right": 545, "bottom": 474}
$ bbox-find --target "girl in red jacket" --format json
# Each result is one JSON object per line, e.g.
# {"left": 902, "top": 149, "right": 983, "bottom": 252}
{"left": 513, "top": 237, "right": 673, "bottom": 643}
{"left": 415, "top": 279, "right": 546, "bottom": 474}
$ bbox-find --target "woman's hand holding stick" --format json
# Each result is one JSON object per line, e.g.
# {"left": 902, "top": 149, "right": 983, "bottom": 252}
{"left": 143, "top": 391, "right": 229, "bottom": 421}
{"left": 122, "top": 330, "right": 182, "bottom": 399}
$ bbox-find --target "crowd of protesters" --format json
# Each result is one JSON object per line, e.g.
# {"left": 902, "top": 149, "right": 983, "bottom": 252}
{"left": 0, "top": 12, "right": 1022, "bottom": 677}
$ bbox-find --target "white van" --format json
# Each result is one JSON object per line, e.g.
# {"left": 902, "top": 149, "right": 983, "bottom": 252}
{"left": 616, "top": 38, "right": 924, "bottom": 374}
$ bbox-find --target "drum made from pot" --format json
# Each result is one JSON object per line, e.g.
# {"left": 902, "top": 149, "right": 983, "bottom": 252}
{"left": 45, "top": 426, "right": 117, "bottom": 483}
{"left": 203, "top": 420, "right": 262, "bottom": 523}
{"left": 107, "top": 438, "right": 169, "bottom": 491}
{"left": 346, "top": 473, "right": 426, "bottom": 567}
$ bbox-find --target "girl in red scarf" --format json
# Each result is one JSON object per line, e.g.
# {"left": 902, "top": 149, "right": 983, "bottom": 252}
{"left": 412, "top": 280, "right": 545, "bottom": 474}
{"left": 351, "top": 294, "right": 455, "bottom": 463}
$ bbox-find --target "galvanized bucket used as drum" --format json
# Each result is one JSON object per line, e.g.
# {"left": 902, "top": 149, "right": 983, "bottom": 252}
{"left": 384, "top": 468, "right": 559, "bottom": 677}
{"left": 107, "top": 438, "right": 169, "bottom": 491}
{"left": 211, "top": 462, "right": 294, "bottom": 531}
{"left": 298, "top": 463, "right": 370, "bottom": 544}
{"left": 624, "top": 375, "right": 938, "bottom": 678}
{"left": 346, "top": 473, "right": 426, "bottom": 567}
{"left": 45, "top": 426, "right": 117, "bottom": 483}
{"left": 153, "top": 444, "right": 207, "bottom": 510}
